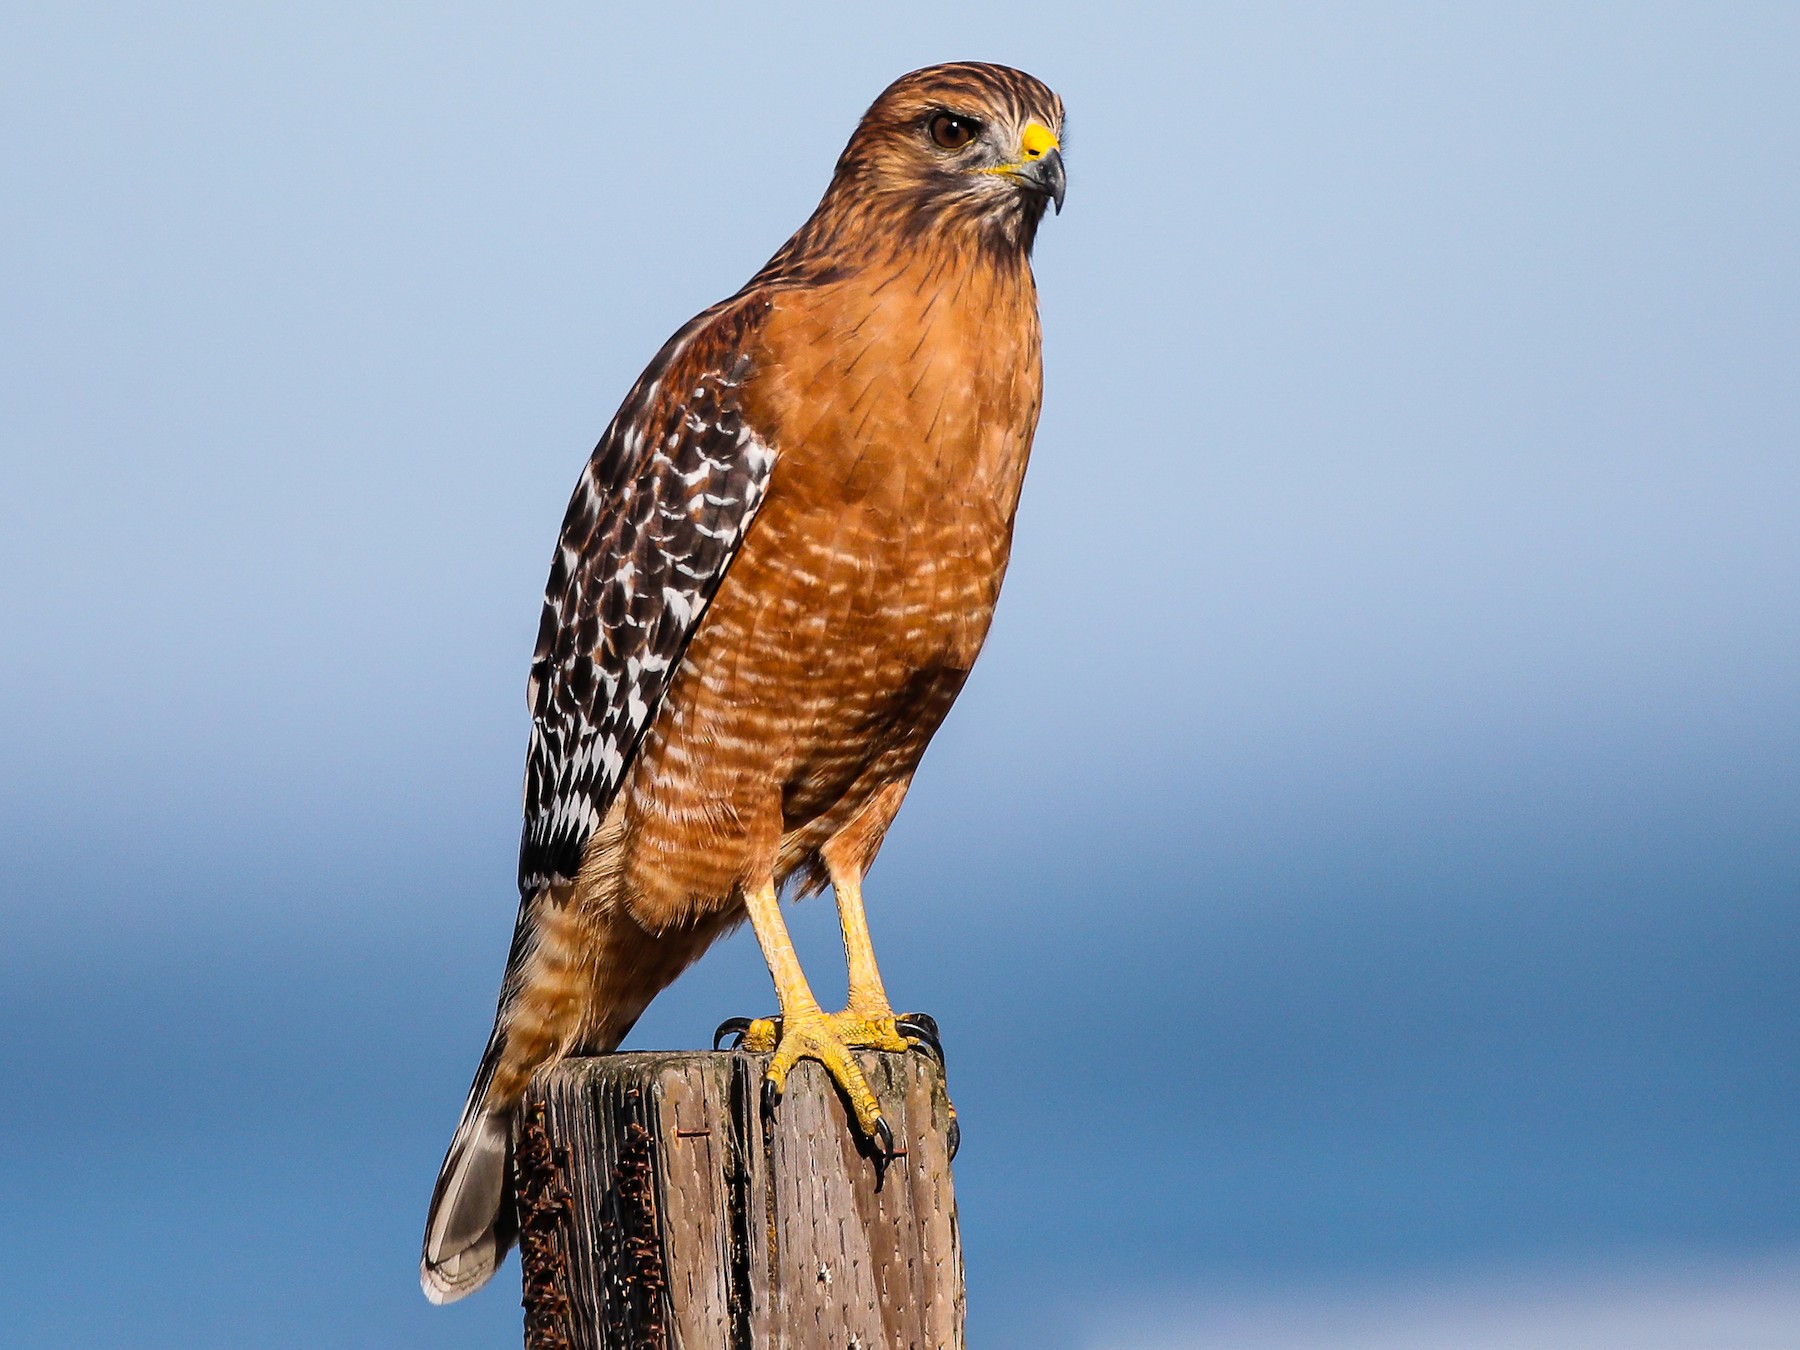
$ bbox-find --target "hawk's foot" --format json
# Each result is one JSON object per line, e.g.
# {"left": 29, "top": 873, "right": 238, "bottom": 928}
{"left": 713, "top": 1007, "right": 960, "bottom": 1160}
{"left": 714, "top": 1008, "right": 918, "bottom": 1056}
{"left": 751, "top": 1005, "right": 896, "bottom": 1153}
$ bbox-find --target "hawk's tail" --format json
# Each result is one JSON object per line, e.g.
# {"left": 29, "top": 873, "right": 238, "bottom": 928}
{"left": 422, "top": 887, "right": 731, "bottom": 1303}
{"left": 422, "top": 886, "right": 576, "bottom": 1304}
{"left": 420, "top": 1029, "right": 517, "bottom": 1305}
{"left": 420, "top": 887, "right": 655, "bottom": 1304}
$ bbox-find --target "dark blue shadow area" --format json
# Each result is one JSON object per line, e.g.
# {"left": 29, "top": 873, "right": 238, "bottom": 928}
{"left": 3, "top": 780, "right": 1795, "bottom": 1349}
{"left": 0, "top": 915, "right": 523, "bottom": 1348}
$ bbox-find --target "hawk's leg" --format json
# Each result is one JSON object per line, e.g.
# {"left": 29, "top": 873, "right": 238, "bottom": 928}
{"left": 828, "top": 865, "right": 915, "bottom": 1050}
{"left": 722, "top": 868, "right": 959, "bottom": 1158}
{"left": 737, "top": 878, "right": 896, "bottom": 1154}
{"left": 829, "top": 864, "right": 961, "bottom": 1159}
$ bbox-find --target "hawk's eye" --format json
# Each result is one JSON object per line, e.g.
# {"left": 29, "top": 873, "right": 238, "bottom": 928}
{"left": 928, "top": 113, "right": 979, "bottom": 151}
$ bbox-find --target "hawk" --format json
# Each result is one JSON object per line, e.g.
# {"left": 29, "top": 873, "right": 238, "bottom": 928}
{"left": 423, "top": 61, "right": 1066, "bottom": 1304}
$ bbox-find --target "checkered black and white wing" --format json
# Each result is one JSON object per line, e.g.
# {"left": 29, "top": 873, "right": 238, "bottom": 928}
{"left": 518, "top": 300, "right": 776, "bottom": 896}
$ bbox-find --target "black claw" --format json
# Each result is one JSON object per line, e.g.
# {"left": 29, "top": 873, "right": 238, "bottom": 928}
{"left": 873, "top": 1114, "right": 896, "bottom": 1159}
{"left": 899, "top": 1011, "right": 940, "bottom": 1041}
{"left": 896, "top": 1014, "right": 946, "bottom": 1067}
{"left": 713, "top": 1016, "right": 752, "bottom": 1051}
{"left": 946, "top": 1114, "right": 961, "bottom": 1161}
{"left": 761, "top": 1076, "right": 781, "bottom": 1122}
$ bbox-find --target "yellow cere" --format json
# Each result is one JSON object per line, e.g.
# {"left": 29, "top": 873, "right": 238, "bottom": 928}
{"left": 1019, "top": 122, "right": 1059, "bottom": 160}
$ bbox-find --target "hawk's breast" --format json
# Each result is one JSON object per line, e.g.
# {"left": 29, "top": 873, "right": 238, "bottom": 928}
{"left": 612, "top": 258, "right": 1043, "bottom": 919}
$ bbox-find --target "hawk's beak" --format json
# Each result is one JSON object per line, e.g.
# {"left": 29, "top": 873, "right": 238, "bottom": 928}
{"left": 1016, "top": 122, "right": 1066, "bottom": 214}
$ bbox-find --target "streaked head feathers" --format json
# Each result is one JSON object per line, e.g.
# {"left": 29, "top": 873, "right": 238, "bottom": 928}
{"left": 768, "top": 62, "right": 1066, "bottom": 277}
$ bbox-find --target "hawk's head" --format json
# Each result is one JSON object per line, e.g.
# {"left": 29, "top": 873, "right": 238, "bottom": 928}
{"left": 830, "top": 62, "right": 1066, "bottom": 251}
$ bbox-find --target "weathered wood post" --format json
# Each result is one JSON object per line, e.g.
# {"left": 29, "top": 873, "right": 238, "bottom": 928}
{"left": 517, "top": 1049, "right": 964, "bottom": 1349}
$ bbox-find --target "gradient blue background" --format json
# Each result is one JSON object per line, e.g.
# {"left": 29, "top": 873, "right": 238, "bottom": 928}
{"left": 3, "top": 5, "right": 1797, "bottom": 1346}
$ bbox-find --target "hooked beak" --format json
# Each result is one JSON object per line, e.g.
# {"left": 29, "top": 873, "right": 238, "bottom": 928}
{"left": 1015, "top": 122, "right": 1066, "bottom": 214}
{"left": 1021, "top": 146, "right": 1067, "bottom": 214}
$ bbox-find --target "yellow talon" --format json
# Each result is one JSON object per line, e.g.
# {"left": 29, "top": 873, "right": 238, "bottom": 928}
{"left": 732, "top": 1009, "right": 911, "bottom": 1056}
{"left": 761, "top": 1005, "right": 889, "bottom": 1141}
{"left": 830, "top": 1009, "right": 913, "bottom": 1053}
{"left": 738, "top": 1016, "right": 781, "bottom": 1053}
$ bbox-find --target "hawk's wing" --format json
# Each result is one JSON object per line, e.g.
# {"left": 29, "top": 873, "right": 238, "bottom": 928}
{"left": 518, "top": 297, "right": 776, "bottom": 895}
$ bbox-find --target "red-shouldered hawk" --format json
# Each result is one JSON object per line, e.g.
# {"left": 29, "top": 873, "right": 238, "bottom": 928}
{"left": 423, "top": 62, "right": 1065, "bottom": 1304}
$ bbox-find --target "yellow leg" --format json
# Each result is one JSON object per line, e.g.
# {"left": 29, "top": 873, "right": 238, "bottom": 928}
{"left": 738, "top": 868, "right": 913, "bottom": 1054}
{"left": 831, "top": 862, "right": 959, "bottom": 1156}
{"left": 740, "top": 879, "right": 890, "bottom": 1144}
{"left": 741, "top": 878, "right": 823, "bottom": 1025}
{"left": 830, "top": 866, "right": 913, "bottom": 1047}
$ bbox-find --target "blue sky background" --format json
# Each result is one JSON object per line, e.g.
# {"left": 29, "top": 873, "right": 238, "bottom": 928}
{"left": 3, "top": 4, "right": 1797, "bottom": 1346}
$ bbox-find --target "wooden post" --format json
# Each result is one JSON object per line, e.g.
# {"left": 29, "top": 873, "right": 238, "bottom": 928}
{"left": 517, "top": 1048, "right": 964, "bottom": 1349}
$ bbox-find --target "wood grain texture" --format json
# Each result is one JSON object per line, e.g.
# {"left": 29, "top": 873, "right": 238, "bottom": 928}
{"left": 521, "top": 1050, "right": 963, "bottom": 1349}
